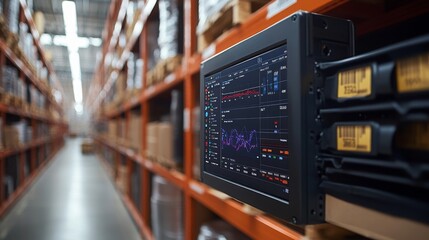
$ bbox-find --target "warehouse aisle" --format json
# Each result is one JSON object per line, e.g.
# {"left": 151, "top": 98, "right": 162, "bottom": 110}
{"left": 0, "top": 138, "right": 142, "bottom": 240}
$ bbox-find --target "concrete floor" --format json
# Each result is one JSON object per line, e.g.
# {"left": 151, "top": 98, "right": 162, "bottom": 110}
{"left": 0, "top": 138, "right": 142, "bottom": 240}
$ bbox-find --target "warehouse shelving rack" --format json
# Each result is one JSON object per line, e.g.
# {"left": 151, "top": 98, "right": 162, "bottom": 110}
{"left": 0, "top": 0, "right": 67, "bottom": 217}
{"left": 88, "top": 0, "right": 429, "bottom": 239}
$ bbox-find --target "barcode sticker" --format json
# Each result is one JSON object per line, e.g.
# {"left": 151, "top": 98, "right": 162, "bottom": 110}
{"left": 337, "top": 66, "right": 372, "bottom": 98}
{"left": 397, "top": 122, "right": 429, "bottom": 150}
{"left": 396, "top": 53, "right": 429, "bottom": 93}
{"left": 337, "top": 125, "right": 372, "bottom": 153}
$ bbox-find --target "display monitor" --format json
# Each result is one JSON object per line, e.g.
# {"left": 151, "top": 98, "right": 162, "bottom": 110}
{"left": 201, "top": 11, "right": 354, "bottom": 224}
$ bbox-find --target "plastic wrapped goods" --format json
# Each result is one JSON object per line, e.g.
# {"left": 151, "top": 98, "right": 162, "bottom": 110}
{"left": 170, "top": 90, "right": 183, "bottom": 165}
{"left": 198, "top": 220, "right": 250, "bottom": 240}
{"left": 158, "top": 0, "right": 183, "bottom": 60}
{"left": 197, "top": 0, "right": 229, "bottom": 34}
{"left": 151, "top": 175, "right": 184, "bottom": 240}
{"left": 148, "top": 21, "right": 160, "bottom": 69}
{"left": 127, "top": 53, "right": 136, "bottom": 90}
{"left": 134, "top": 58, "right": 143, "bottom": 89}
{"left": 3, "top": 0, "right": 20, "bottom": 34}
{"left": 2, "top": 66, "right": 18, "bottom": 95}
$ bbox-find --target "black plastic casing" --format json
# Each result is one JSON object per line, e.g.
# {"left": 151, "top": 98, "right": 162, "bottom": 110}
{"left": 200, "top": 11, "right": 354, "bottom": 224}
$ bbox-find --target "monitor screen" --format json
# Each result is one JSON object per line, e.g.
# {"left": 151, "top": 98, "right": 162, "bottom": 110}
{"left": 203, "top": 44, "right": 289, "bottom": 201}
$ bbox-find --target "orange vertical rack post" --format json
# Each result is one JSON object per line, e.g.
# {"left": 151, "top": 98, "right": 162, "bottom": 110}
{"left": 88, "top": 0, "right": 429, "bottom": 239}
{"left": 0, "top": 0, "right": 67, "bottom": 217}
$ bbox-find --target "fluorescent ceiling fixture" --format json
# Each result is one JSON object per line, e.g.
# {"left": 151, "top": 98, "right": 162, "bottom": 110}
{"left": 62, "top": 1, "right": 78, "bottom": 38}
{"left": 63, "top": 0, "right": 83, "bottom": 106}
{"left": 40, "top": 34, "right": 52, "bottom": 45}
{"left": 72, "top": 79, "right": 83, "bottom": 103}
{"left": 90, "top": 38, "right": 102, "bottom": 47}
{"left": 74, "top": 103, "right": 83, "bottom": 114}
{"left": 69, "top": 52, "right": 81, "bottom": 81}
{"left": 40, "top": 34, "right": 102, "bottom": 48}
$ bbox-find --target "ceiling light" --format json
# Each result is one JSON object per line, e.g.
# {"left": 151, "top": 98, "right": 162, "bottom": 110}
{"left": 62, "top": 1, "right": 78, "bottom": 37}
{"left": 72, "top": 79, "right": 83, "bottom": 103}
{"left": 41, "top": 34, "right": 101, "bottom": 48}
{"left": 63, "top": 0, "right": 83, "bottom": 106}
{"left": 40, "top": 34, "right": 52, "bottom": 45}
{"left": 69, "top": 51, "right": 81, "bottom": 82}
{"left": 74, "top": 102, "right": 83, "bottom": 114}
{"left": 90, "top": 38, "right": 102, "bottom": 47}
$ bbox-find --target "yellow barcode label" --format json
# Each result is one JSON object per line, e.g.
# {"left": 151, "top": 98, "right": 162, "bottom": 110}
{"left": 397, "top": 123, "right": 429, "bottom": 150}
{"left": 337, "top": 125, "right": 372, "bottom": 153}
{"left": 337, "top": 66, "right": 372, "bottom": 98}
{"left": 396, "top": 53, "right": 429, "bottom": 93}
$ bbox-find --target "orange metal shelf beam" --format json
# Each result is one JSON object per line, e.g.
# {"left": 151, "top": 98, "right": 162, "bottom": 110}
{"left": 123, "top": 195, "right": 154, "bottom": 240}
{"left": 0, "top": 135, "right": 64, "bottom": 159}
{"left": 97, "top": 151, "right": 154, "bottom": 240}
{"left": 89, "top": 0, "right": 157, "bottom": 109}
{"left": 202, "top": 0, "right": 343, "bottom": 59}
{"left": 0, "top": 104, "right": 65, "bottom": 125}
{"left": 0, "top": 41, "right": 61, "bottom": 111}
{"left": 95, "top": 132, "right": 302, "bottom": 240}
{"left": 143, "top": 67, "right": 185, "bottom": 101}
{"left": 19, "top": 0, "right": 65, "bottom": 99}
{"left": 94, "top": 135, "right": 187, "bottom": 190}
{"left": 94, "top": 136, "right": 143, "bottom": 165}
{"left": 91, "top": 0, "right": 429, "bottom": 239}
{"left": 142, "top": 160, "right": 186, "bottom": 189}
{"left": 0, "top": 142, "right": 63, "bottom": 217}
{"left": 187, "top": 180, "right": 302, "bottom": 240}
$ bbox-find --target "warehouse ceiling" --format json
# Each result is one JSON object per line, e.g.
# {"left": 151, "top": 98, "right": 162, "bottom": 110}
{"left": 33, "top": 0, "right": 110, "bottom": 109}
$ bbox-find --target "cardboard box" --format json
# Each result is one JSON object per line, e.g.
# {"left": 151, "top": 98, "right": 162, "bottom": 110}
{"left": 146, "top": 122, "right": 159, "bottom": 161}
{"left": 128, "top": 114, "right": 142, "bottom": 152}
{"left": 116, "top": 165, "right": 129, "bottom": 194}
{"left": 325, "top": 195, "right": 429, "bottom": 240}
{"left": 108, "top": 120, "right": 117, "bottom": 141}
{"left": 4, "top": 126, "right": 19, "bottom": 148}
{"left": 158, "top": 122, "right": 173, "bottom": 166}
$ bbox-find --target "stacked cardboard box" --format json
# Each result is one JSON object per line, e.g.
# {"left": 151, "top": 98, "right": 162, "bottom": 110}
{"left": 2, "top": 66, "right": 18, "bottom": 97}
{"left": 146, "top": 122, "right": 159, "bottom": 161}
{"left": 146, "top": 122, "right": 175, "bottom": 168}
{"left": 113, "top": 73, "right": 127, "bottom": 107}
{"left": 128, "top": 114, "right": 142, "bottom": 152}
{"left": 116, "top": 164, "right": 129, "bottom": 194}
{"left": 108, "top": 120, "right": 117, "bottom": 142}
{"left": 158, "top": 123, "right": 173, "bottom": 166}
{"left": 3, "top": 126, "right": 20, "bottom": 149}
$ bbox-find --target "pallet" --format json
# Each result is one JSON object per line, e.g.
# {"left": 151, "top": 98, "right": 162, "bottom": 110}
{"left": 146, "top": 55, "right": 182, "bottom": 87}
{"left": 197, "top": 0, "right": 269, "bottom": 52}
{"left": 1, "top": 93, "right": 15, "bottom": 106}
{"left": 81, "top": 140, "right": 95, "bottom": 154}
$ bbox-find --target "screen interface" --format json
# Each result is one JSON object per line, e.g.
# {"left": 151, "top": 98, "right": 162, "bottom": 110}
{"left": 203, "top": 44, "right": 290, "bottom": 201}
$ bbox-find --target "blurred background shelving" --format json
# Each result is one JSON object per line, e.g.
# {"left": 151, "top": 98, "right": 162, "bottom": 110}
{"left": 0, "top": 0, "right": 67, "bottom": 217}
{"left": 85, "top": 0, "right": 429, "bottom": 239}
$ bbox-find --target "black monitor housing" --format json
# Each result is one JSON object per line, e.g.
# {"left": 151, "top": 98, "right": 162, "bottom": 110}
{"left": 200, "top": 11, "right": 354, "bottom": 224}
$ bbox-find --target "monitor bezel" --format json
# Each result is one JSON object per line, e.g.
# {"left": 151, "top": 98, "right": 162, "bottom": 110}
{"left": 200, "top": 12, "right": 309, "bottom": 224}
